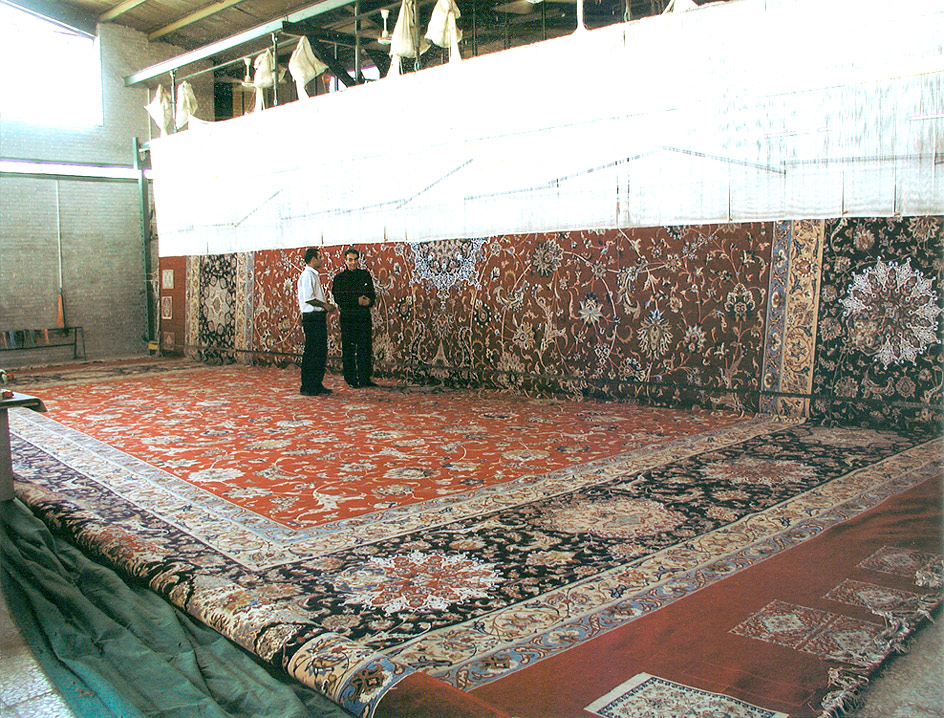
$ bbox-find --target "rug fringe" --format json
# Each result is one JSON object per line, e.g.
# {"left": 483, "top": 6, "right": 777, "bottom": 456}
{"left": 915, "top": 558, "right": 943, "bottom": 589}
{"left": 820, "top": 569, "right": 944, "bottom": 718}
{"left": 818, "top": 667, "right": 869, "bottom": 718}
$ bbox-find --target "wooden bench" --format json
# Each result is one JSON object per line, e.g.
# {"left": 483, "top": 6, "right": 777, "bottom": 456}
{"left": 0, "top": 327, "right": 86, "bottom": 361}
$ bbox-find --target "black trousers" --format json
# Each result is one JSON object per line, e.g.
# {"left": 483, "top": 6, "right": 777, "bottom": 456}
{"left": 339, "top": 310, "right": 373, "bottom": 385}
{"left": 300, "top": 313, "right": 327, "bottom": 392}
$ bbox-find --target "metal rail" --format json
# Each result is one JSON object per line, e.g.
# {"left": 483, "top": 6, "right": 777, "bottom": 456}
{"left": 123, "top": 0, "right": 354, "bottom": 86}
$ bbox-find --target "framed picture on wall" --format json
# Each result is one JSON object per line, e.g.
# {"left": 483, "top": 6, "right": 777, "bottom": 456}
{"left": 162, "top": 269, "right": 175, "bottom": 290}
{"left": 161, "top": 295, "right": 173, "bottom": 320}
{"left": 162, "top": 331, "right": 175, "bottom": 348}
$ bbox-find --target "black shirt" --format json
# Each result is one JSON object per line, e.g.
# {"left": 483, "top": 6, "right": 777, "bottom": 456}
{"left": 332, "top": 268, "right": 376, "bottom": 312}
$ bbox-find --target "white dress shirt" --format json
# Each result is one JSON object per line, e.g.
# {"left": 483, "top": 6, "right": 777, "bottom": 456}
{"left": 297, "top": 265, "right": 326, "bottom": 313}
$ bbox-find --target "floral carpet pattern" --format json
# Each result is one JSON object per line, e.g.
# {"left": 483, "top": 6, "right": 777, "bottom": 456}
{"left": 585, "top": 673, "right": 788, "bottom": 718}
{"left": 15, "top": 364, "right": 741, "bottom": 535}
{"left": 759, "top": 220, "right": 823, "bottom": 419}
{"left": 169, "top": 216, "right": 943, "bottom": 433}
{"left": 8, "top": 362, "right": 943, "bottom": 717}
{"left": 245, "top": 223, "right": 774, "bottom": 411}
{"left": 192, "top": 253, "right": 239, "bottom": 363}
{"left": 811, "top": 216, "right": 943, "bottom": 431}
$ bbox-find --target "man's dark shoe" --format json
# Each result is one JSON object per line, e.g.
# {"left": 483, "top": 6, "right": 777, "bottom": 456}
{"left": 314, "top": 386, "right": 333, "bottom": 395}
{"left": 346, "top": 381, "right": 361, "bottom": 388}
{"left": 300, "top": 388, "right": 318, "bottom": 396}
{"left": 360, "top": 380, "right": 379, "bottom": 387}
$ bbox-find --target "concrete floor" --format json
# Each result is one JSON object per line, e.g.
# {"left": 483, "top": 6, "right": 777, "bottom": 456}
{"left": 0, "top": 588, "right": 74, "bottom": 718}
{"left": 1, "top": 579, "right": 940, "bottom": 717}
{"left": 848, "top": 610, "right": 944, "bottom": 718}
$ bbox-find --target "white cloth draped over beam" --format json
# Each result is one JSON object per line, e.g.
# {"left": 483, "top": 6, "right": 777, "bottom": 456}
{"left": 175, "top": 81, "right": 199, "bottom": 129}
{"left": 245, "top": 49, "right": 287, "bottom": 112}
{"left": 425, "top": 0, "right": 463, "bottom": 63}
{"left": 288, "top": 37, "right": 328, "bottom": 98}
{"left": 145, "top": 85, "right": 173, "bottom": 136}
{"left": 389, "top": 0, "right": 430, "bottom": 76}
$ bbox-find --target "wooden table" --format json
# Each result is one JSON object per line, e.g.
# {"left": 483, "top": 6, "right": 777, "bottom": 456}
{"left": 1, "top": 392, "right": 46, "bottom": 501}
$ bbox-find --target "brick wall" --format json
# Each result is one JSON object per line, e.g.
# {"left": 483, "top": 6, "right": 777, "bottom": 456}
{"left": 0, "top": 23, "right": 211, "bottom": 367}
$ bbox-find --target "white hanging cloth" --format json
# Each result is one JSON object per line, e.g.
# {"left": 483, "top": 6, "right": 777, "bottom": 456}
{"left": 389, "top": 0, "right": 430, "bottom": 77}
{"left": 425, "top": 0, "right": 462, "bottom": 63}
{"left": 244, "top": 50, "right": 273, "bottom": 113}
{"left": 253, "top": 49, "right": 276, "bottom": 88}
{"left": 245, "top": 49, "right": 287, "bottom": 112}
{"left": 174, "top": 81, "right": 199, "bottom": 129}
{"left": 145, "top": 84, "right": 173, "bottom": 136}
{"left": 288, "top": 37, "right": 328, "bottom": 99}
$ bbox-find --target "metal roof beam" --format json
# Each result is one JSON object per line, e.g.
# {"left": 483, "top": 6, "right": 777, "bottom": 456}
{"left": 148, "top": 0, "right": 250, "bottom": 41}
{"left": 281, "top": 22, "right": 358, "bottom": 47}
{"left": 99, "top": 0, "right": 149, "bottom": 23}
{"left": 308, "top": 35, "right": 359, "bottom": 87}
{"left": 125, "top": 20, "right": 286, "bottom": 85}
{"left": 1, "top": 0, "right": 96, "bottom": 37}
{"left": 124, "top": 0, "right": 354, "bottom": 86}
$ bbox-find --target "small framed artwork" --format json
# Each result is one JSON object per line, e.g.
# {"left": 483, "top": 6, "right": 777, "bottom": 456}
{"left": 162, "top": 331, "right": 175, "bottom": 348}
{"left": 161, "top": 269, "right": 175, "bottom": 290}
{"left": 161, "top": 295, "right": 173, "bottom": 320}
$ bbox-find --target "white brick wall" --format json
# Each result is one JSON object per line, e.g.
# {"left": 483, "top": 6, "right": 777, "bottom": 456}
{"left": 0, "top": 23, "right": 211, "bottom": 367}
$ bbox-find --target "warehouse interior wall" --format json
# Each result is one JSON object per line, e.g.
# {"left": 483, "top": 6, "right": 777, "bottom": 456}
{"left": 0, "top": 22, "right": 211, "bottom": 367}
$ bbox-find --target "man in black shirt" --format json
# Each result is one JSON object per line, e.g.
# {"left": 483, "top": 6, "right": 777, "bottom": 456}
{"left": 331, "top": 248, "right": 377, "bottom": 388}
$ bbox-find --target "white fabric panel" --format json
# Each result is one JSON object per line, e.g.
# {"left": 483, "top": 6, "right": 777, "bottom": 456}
{"left": 899, "top": 151, "right": 943, "bottom": 217}
{"left": 841, "top": 161, "right": 897, "bottom": 218}
{"left": 151, "top": 0, "right": 944, "bottom": 257}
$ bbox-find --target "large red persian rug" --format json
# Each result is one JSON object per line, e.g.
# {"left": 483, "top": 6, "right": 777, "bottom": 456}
{"left": 7, "top": 360, "right": 942, "bottom": 717}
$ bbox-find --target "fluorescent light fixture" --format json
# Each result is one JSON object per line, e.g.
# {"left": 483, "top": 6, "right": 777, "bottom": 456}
{"left": 0, "top": 159, "right": 151, "bottom": 181}
{"left": 909, "top": 112, "right": 944, "bottom": 122}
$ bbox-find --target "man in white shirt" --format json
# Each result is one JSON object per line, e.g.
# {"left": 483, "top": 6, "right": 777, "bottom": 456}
{"left": 297, "top": 247, "right": 337, "bottom": 395}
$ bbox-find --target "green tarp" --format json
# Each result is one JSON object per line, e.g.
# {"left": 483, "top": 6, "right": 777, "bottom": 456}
{"left": 1, "top": 498, "right": 352, "bottom": 718}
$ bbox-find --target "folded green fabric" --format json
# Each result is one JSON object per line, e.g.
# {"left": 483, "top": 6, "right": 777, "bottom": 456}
{"left": 1, "top": 498, "right": 351, "bottom": 718}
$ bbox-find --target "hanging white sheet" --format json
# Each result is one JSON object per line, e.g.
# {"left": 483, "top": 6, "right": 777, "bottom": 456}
{"left": 150, "top": 0, "right": 944, "bottom": 257}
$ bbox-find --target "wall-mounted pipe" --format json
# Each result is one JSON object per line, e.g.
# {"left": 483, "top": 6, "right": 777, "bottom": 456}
{"left": 354, "top": 0, "right": 361, "bottom": 82}
{"left": 55, "top": 181, "right": 65, "bottom": 328}
{"left": 133, "top": 137, "right": 155, "bottom": 344}
{"left": 169, "top": 69, "right": 177, "bottom": 129}
{"left": 413, "top": 0, "right": 421, "bottom": 71}
{"left": 271, "top": 32, "right": 280, "bottom": 105}
{"left": 472, "top": 3, "right": 477, "bottom": 56}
